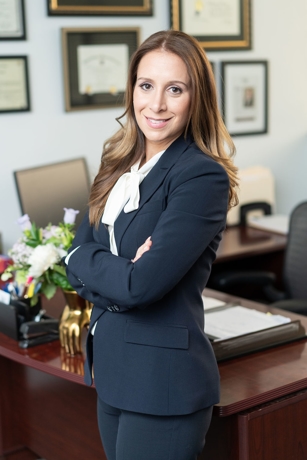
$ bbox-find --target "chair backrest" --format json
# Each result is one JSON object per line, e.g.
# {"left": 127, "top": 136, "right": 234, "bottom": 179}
{"left": 283, "top": 201, "right": 307, "bottom": 299}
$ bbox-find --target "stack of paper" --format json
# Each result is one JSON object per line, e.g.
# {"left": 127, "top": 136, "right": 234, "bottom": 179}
{"left": 247, "top": 214, "right": 289, "bottom": 235}
{"left": 205, "top": 305, "right": 290, "bottom": 341}
{"left": 202, "top": 296, "right": 226, "bottom": 310}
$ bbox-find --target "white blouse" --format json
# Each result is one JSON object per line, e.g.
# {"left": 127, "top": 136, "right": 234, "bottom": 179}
{"left": 65, "top": 150, "right": 164, "bottom": 266}
{"left": 101, "top": 150, "right": 165, "bottom": 255}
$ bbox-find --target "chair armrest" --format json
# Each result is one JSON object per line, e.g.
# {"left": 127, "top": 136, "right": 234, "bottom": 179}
{"left": 212, "top": 271, "right": 276, "bottom": 289}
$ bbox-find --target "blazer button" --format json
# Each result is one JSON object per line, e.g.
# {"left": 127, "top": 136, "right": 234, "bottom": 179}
{"left": 107, "top": 305, "right": 120, "bottom": 312}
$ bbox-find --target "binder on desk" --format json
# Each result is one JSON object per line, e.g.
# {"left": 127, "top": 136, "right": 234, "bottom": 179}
{"left": 204, "top": 304, "right": 306, "bottom": 361}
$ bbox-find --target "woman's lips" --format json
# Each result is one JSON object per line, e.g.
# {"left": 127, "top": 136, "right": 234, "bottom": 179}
{"left": 145, "top": 116, "right": 171, "bottom": 128}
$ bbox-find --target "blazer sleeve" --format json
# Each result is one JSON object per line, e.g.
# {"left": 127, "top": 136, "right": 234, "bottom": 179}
{"left": 65, "top": 209, "right": 115, "bottom": 308}
{"left": 66, "top": 159, "right": 229, "bottom": 310}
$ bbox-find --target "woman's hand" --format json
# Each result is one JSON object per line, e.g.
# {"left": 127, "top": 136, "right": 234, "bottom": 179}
{"left": 132, "top": 237, "right": 152, "bottom": 263}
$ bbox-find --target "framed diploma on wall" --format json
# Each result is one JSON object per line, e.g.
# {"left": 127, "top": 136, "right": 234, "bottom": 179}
{"left": 0, "top": 0, "right": 26, "bottom": 40}
{"left": 62, "top": 27, "right": 140, "bottom": 112}
{"left": 48, "top": 0, "right": 152, "bottom": 16}
{"left": 170, "top": 0, "right": 251, "bottom": 51}
{"left": 221, "top": 60, "right": 268, "bottom": 136}
{"left": 0, "top": 56, "right": 30, "bottom": 113}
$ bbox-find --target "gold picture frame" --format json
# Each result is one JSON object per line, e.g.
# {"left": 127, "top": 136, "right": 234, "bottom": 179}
{"left": 48, "top": 0, "right": 152, "bottom": 16}
{"left": 170, "top": 0, "right": 251, "bottom": 51}
{"left": 62, "top": 27, "right": 140, "bottom": 112}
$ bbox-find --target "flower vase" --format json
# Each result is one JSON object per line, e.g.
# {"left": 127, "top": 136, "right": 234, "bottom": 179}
{"left": 59, "top": 290, "right": 93, "bottom": 356}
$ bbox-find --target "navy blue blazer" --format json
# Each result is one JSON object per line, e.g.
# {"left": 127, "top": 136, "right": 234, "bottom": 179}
{"left": 65, "top": 134, "right": 229, "bottom": 416}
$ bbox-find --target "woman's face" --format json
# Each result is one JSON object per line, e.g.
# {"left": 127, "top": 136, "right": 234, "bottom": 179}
{"left": 133, "top": 50, "right": 191, "bottom": 158}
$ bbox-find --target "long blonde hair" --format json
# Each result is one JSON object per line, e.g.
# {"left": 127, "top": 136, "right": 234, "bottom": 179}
{"left": 89, "top": 30, "right": 238, "bottom": 227}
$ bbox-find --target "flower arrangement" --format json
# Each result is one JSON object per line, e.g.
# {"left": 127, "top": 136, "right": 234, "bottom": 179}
{"left": 1, "top": 208, "right": 79, "bottom": 306}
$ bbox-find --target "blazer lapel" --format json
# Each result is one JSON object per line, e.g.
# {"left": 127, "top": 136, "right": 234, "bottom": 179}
{"left": 114, "top": 134, "right": 193, "bottom": 253}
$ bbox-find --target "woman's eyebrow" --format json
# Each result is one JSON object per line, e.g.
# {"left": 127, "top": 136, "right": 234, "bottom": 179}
{"left": 136, "top": 77, "right": 189, "bottom": 87}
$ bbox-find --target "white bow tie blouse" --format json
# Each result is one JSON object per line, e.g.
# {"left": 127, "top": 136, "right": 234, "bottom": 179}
{"left": 101, "top": 150, "right": 165, "bottom": 255}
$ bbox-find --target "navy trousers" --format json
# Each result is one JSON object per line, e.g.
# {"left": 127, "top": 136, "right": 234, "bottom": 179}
{"left": 97, "top": 397, "right": 213, "bottom": 460}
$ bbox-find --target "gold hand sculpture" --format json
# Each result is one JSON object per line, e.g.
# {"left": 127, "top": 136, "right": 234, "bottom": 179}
{"left": 59, "top": 291, "right": 93, "bottom": 356}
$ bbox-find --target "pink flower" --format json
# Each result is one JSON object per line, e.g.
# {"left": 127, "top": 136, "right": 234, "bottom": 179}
{"left": 17, "top": 214, "right": 31, "bottom": 231}
{"left": 42, "top": 225, "right": 59, "bottom": 241}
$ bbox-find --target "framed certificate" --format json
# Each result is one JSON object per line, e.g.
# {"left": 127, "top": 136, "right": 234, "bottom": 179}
{"left": 48, "top": 0, "right": 152, "bottom": 16}
{"left": 221, "top": 61, "right": 268, "bottom": 136}
{"left": 62, "top": 27, "right": 140, "bottom": 112}
{"left": 0, "top": 0, "right": 26, "bottom": 40}
{"left": 0, "top": 56, "right": 30, "bottom": 113}
{"left": 170, "top": 0, "right": 251, "bottom": 51}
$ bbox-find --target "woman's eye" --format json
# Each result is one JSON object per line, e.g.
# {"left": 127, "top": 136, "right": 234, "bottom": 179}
{"left": 169, "top": 86, "right": 182, "bottom": 95}
{"left": 140, "top": 83, "right": 152, "bottom": 91}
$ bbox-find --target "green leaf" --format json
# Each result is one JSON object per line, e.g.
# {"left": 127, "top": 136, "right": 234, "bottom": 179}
{"left": 26, "top": 241, "right": 39, "bottom": 248}
{"left": 30, "top": 294, "right": 39, "bottom": 307}
{"left": 15, "top": 270, "right": 27, "bottom": 285}
{"left": 42, "top": 283, "right": 57, "bottom": 300}
{"left": 52, "top": 264, "right": 67, "bottom": 276}
{"left": 45, "top": 236, "right": 60, "bottom": 246}
{"left": 50, "top": 270, "right": 73, "bottom": 290}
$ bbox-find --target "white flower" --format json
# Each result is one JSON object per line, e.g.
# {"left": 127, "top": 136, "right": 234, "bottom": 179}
{"left": 17, "top": 214, "right": 32, "bottom": 231}
{"left": 57, "top": 247, "right": 68, "bottom": 258}
{"left": 9, "top": 240, "right": 34, "bottom": 265}
{"left": 27, "top": 243, "right": 61, "bottom": 278}
{"left": 63, "top": 208, "right": 79, "bottom": 224}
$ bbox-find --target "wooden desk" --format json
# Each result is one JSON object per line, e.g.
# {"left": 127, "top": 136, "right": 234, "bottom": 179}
{"left": 215, "top": 225, "right": 287, "bottom": 263}
{"left": 203, "top": 289, "right": 307, "bottom": 460}
{"left": 1, "top": 290, "right": 306, "bottom": 460}
{"left": 209, "top": 226, "right": 288, "bottom": 298}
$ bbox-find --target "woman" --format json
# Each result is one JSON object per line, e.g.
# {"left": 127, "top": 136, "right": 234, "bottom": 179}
{"left": 65, "top": 30, "right": 238, "bottom": 460}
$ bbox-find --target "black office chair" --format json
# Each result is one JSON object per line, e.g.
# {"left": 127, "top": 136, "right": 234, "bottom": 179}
{"left": 212, "top": 201, "right": 307, "bottom": 315}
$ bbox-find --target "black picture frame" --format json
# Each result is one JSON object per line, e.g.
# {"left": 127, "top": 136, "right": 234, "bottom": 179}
{"left": 0, "top": 56, "right": 30, "bottom": 113}
{"left": 170, "top": 0, "right": 251, "bottom": 51}
{"left": 62, "top": 27, "right": 140, "bottom": 112}
{"left": 221, "top": 60, "right": 268, "bottom": 136}
{"left": 0, "top": 0, "right": 26, "bottom": 40}
{"left": 48, "top": 0, "right": 152, "bottom": 16}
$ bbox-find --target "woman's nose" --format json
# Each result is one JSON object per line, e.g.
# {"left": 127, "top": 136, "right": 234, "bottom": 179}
{"left": 150, "top": 90, "right": 166, "bottom": 112}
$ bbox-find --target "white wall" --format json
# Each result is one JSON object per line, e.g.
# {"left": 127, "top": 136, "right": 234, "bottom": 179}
{"left": 1, "top": 0, "right": 307, "bottom": 253}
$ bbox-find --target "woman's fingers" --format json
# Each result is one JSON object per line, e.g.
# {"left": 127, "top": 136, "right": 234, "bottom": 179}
{"left": 132, "top": 237, "right": 152, "bottom": 262}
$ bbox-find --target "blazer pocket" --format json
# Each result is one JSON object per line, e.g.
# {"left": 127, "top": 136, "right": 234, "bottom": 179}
{"left": 125, "top": 321, "right": 189, "bottom": 350}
